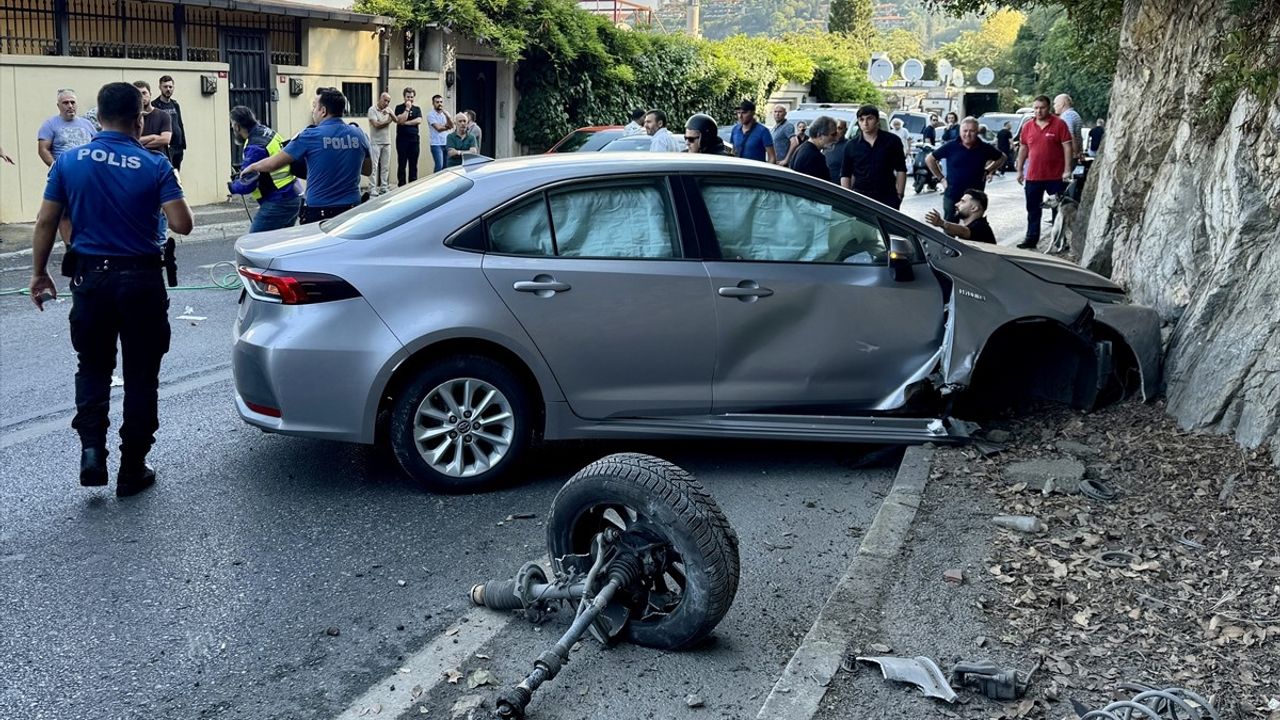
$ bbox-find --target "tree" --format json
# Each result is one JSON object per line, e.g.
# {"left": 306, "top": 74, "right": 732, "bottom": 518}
{"left": 935, "top": 8, "right": 1024, "bottom": 73}
{"left": 827, "top": 0, "right": 874, "bottom": 40}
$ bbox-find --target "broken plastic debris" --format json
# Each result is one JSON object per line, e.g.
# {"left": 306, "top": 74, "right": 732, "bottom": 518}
{"left": 992, "top": 515, "right": 1045, "bottom": 533}
{"left": 857, "top": 656, "right": 957, "bottom": 702}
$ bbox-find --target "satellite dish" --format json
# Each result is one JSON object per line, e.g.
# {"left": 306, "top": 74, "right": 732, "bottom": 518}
{"left": 936, "top": 59, "right": 953, "bottom": 83}
{"left": 951, "top": 69, "right": 965, "bottom": 87}
{"left": 902, "top": 58, "right": 924, "bottom": 83}
{"left": 869, "top": 58, "right": 894, "bottom": 84}
{"left": 977, "top": 67, "right": 995, "bottom": 86}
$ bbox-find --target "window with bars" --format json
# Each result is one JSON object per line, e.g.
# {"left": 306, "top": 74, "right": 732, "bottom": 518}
{"left": 0, "top": 0, "right": 301, "bottom": 63}
{"left": 342, "top": 82, "right": 372, "bottom": 118}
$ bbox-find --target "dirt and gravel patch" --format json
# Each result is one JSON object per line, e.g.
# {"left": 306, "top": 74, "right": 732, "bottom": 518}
{"left": 815, "top": 399, "right": 1280, "bottom": 719}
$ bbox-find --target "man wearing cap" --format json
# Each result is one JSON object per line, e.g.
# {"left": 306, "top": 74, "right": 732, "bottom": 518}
{"left": 840, "top": 105, "right": 907, "bottom": 209}
{"left": 730, "top": 100, "right": 775, "bottom": 163}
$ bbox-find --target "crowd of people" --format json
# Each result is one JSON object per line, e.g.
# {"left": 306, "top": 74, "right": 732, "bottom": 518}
{"left": 626, "top": 92, "right": 1098, "bottom": 249}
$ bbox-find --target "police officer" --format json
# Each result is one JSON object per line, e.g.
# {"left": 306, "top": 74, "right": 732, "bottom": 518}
{"left": 228, "top": 105, "right": 300, "bottom": 233}
{"left": 29, "top": 81, "right": 193, "bottom": 497}
{"left": 241, "top": 87, "right": 370, "bottom": 224}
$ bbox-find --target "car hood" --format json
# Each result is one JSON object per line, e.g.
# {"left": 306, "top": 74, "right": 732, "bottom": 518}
{"left": 980, "top": 243, "right": 1123, "bottom": 292}
{"left": 234, "top": 224, "right": 349, "bottom": 268}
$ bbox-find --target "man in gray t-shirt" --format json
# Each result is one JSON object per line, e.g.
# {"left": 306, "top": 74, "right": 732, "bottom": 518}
{"left": 1054, "top": 93, "right": 1083, "bottom": 160}
{"left": 366, "top": 92, "right": 394, "bottom": 196}
{"left": 38, "top": 89, "right": 97, "bottom": 166}
{"left": 770, "top": 104, "right": 794, "bottom": 166}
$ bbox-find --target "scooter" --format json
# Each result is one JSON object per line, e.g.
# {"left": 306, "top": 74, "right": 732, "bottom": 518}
{"left": 912, "top": 142, "right": 939, "bottom": 193}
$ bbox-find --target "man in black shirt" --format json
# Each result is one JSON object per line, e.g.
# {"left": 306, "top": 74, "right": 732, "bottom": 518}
{"left": 925, "top": 189, "right": 996, "bottom": 244}
{"left": 133, "top": 81, "right": 171, "bottom": 159}
{"left": 840, "top": 105, "right": 907, "bottom": 208}
{"left": 152, "top": 75, "right": 186, "bottom": 170}
{"left": 394, "top": 86, "right": 424, "bottom": 186}
{"left": 996, "top": 121, "right": 1013, "bottom": 173}
{"left": 1088, "top": 118, "right": 1105, "bottom": 156}
{"left": 789, "top": 115, "right": 840, "bottom": 182}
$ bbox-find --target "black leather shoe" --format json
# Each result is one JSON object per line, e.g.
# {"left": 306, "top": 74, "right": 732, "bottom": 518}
{"left": 116, "top": 464, "right": 157, "bottom": 498}
{"left": 1016, "top": 241, "right": 1038, "bottom": 250}
{"left": 80, "top": 447, "right": 108, "bottom": 487}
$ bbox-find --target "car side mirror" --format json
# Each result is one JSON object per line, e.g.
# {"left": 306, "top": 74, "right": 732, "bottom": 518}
{"left": 889, "top": 235, "right": 916, "bottom": 282}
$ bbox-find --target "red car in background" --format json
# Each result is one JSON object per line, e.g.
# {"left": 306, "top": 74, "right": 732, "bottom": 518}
{"left": 546, "top": 125, "right": 625, "bottom": 153}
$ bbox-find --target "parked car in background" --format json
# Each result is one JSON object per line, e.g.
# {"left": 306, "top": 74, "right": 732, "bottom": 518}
{"left": 233, "top": 153, "right": 1161, "bottom": 494}
{"left": 600, "top": 135, "right": 661, "bottom": 152}
{"left": 546, "top": 126, "right": 624, "bottom": 153}
{"left": 976, "top": 112, "right": 1026, "bottom": 144}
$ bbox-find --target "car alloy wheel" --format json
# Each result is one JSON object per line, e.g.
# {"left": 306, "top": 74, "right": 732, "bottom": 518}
{"left": 389, "top": 354, "right": 532, "bottom": 493}
{"left": 413, "top": 377, "right": 515, "bottom": 478}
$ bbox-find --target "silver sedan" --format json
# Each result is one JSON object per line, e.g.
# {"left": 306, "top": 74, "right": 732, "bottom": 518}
{"left": 233, "top": 153, "right": 1161, "bottom": 493}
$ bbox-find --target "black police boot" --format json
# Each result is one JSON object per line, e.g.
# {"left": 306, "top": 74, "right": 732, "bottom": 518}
{"left": 80, "top": 447, "right": 108, "bottom": 487}
{"left": 116, "top": 460, "right": 157, "bottom": 498}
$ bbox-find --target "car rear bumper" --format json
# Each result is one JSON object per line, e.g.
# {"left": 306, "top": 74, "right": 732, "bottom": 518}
{"left": 233, "top": 296, "right": 402, "bottom": 443}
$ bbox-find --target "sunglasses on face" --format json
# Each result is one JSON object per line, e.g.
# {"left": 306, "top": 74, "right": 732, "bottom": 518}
{"left": 684, "top": 135, "right": 700, "bottom": 143}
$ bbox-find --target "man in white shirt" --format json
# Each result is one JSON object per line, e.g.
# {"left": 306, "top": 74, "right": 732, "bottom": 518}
{"left": 623, "top": 108, "right": 646, "bottom": 136}
{"left": 1054, "top": 93, "right": 1083, "bottom": 161}
{"left": 645, "top": 110, "right": 682, "bottom": 153}
{"left": 366, "top": 92, "right": 393, "bottom": 196}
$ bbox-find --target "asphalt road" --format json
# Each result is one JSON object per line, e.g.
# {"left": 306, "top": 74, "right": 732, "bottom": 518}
{"left": 0, "top": 238, "right": 898, "bottom": 720}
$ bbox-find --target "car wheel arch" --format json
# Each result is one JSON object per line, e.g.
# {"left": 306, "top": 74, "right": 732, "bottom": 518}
{"left": 954, "top": 316, "right": 1105, "bottom": 416}
{"left": 374, "top": 337, "right": 548, "bottom": 446}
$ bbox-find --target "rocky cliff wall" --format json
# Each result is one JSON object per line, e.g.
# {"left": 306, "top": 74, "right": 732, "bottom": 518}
{"left": 1078, "top": 0, "right": 1280, "bottom": 456}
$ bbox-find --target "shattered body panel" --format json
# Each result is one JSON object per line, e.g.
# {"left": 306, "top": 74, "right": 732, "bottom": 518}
{"left": 1090, "top": 303, "right": 1163, "bottom": 400}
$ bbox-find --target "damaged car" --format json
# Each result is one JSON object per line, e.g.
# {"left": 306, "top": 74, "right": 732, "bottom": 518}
{"left": 232, "top": 154, "right": 1162, "bottom": 493}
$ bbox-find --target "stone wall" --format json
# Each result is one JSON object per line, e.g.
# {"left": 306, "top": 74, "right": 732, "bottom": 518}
{"left": 1077, "top": 0, "right": 1280, "bottom": 457}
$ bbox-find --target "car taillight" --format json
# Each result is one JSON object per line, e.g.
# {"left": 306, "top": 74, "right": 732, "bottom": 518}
{"left": 238, "top": 266, "right": 360, "bottom": 305}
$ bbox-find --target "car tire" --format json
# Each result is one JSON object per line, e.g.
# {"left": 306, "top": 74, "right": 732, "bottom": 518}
{"left": 389, "top": 354, "right": 531, "bottom": 494}
{"left": 546, "top": 453, "right": 740, "bottom": 650}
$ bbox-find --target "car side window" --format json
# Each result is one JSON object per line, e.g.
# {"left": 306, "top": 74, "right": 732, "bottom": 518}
{"left": 698, "top": 181, "right": 887, "bottom": 265}
{"left": 488, "top": 196, "right": 555, "bottom": 256}
{"left": 547, "top": 179, "right": 679, "bottom": 259}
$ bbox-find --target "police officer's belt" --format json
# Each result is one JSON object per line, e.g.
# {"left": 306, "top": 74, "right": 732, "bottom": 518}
{"left": 77, "top": 253, "right": 164, "bottom": 272}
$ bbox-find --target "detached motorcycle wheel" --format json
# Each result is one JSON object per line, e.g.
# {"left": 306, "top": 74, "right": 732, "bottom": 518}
{"left": 546, "top": 453, "right": 740, "bottom": 651}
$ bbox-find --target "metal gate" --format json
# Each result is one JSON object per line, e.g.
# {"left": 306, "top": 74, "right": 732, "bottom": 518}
{"left": 224, "top": 30, "right": 271, "bottom": 166}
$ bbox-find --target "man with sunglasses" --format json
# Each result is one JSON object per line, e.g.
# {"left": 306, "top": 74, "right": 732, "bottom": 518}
{"left": 684, "top": 114, "right": 726, "bottom": 154}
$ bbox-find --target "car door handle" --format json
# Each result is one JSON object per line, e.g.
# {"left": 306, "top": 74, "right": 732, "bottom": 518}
{"left": 513, "top": 276, "right": 571, "bottom": 296}
{"left": 718, "top": 284, "right": 774, "bottom": 299}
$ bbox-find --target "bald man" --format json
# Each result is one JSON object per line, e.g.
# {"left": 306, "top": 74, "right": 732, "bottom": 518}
{"left": 367, "top": 92, "right": 394, "bottom": 196}
{"left": 771, "top": 104, "right": 795, "bottom": 166}
{"left": 1054, "top": 93, "right": 1083, "bottom": 161}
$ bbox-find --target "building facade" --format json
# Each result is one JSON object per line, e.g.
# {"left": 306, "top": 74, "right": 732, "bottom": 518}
{"left": 0, "top": 0, "right": 518, "bottom": 223}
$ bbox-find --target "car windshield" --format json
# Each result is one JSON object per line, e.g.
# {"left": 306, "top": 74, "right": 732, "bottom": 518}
{"left": 601, "top": 136, "right": 660, "bottom": 152}
{"left": 897, "top": 115, "right": 926, "bottom": 133}
{"left": 320, "top": 172, "right": 473, "bottom": 239}
{"left": 554, "top": 130, "right": 620, "bottom": 152}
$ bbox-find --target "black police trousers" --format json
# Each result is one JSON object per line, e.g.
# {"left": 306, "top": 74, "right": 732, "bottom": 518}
{"left": 68, "top": 265, "right": 170, "bottom": 461}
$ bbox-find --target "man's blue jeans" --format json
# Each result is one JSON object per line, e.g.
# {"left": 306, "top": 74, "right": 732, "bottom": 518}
{"left": 1023, "top": 179, "right": 1066, "bottom": 245}
{"left": 251, "top": 196, "right": 301, "bottom": 233}
{"left": 430, "top": 144, "right": 446, "bottom": 173}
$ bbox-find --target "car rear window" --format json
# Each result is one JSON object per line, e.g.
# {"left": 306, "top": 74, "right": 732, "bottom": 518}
{"left": 321, "top": 172, "right": 472, "bottom": 240}
{"left": 898, "top": 115, "right": 926, "bottom": 134}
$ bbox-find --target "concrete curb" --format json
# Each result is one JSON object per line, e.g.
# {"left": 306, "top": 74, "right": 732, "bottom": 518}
{"left": 0, "top": 219, "right": 251, "bottom": 261}
{"left": 755, "top": 444, "right": 935, "bottom": 720}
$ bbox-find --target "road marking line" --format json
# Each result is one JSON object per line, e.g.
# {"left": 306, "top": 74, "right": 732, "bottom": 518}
{"left": 0, "top": 365, "right": 232, "bottom": 448}
{"left": 333, "top": 607, "right": 514, "bottom": 720}
{"left": 755, "top": 445, "right": 934, "bottom": 720}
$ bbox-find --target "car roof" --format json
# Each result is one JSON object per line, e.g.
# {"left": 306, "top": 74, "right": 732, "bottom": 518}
{"left": 574, "top": 125, "right": 623, "bottom": 132}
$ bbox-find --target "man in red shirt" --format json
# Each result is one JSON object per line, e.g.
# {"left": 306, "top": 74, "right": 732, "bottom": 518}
{"left": 1014, "top": 95, "right": 1073, "bottom": 249}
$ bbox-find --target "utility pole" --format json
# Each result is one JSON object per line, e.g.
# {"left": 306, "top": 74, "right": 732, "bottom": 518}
{"left": 687, "top": 0, "right": 700, "bottom": 38}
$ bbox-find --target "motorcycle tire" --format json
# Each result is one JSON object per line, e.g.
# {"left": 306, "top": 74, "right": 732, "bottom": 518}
{"left": 914, "top": 177, "right": 924, "bottom": 194}
{"left": 546, "top": 453, "right": 740, "bottom": 651}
